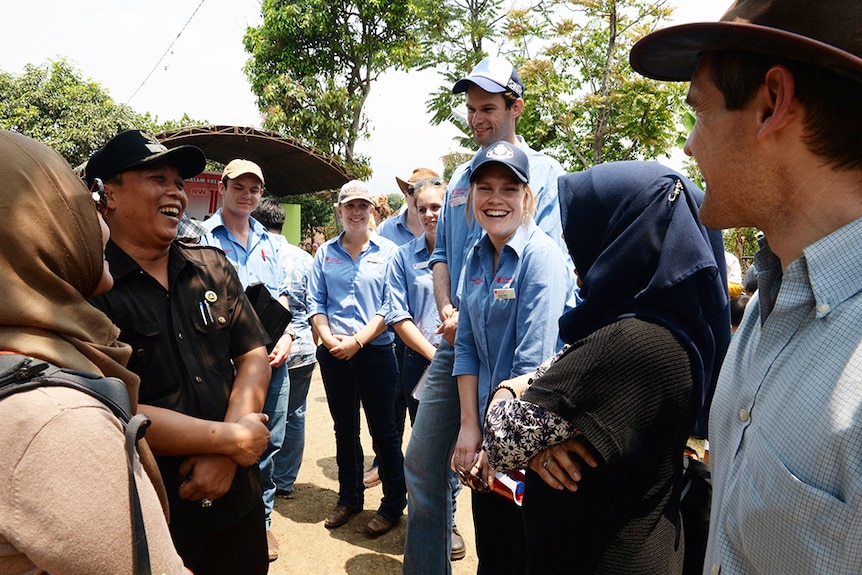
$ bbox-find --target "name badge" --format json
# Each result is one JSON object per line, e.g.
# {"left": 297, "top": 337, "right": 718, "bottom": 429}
{"left": 367, "top": 255, "right": 385, "bottom": 264}
{"left": 450, "top": 196, "right": 467, "bottom": 207}
{"left": 413, "top": 260, "right": 430, "bottom": 270}
{"left": 494, "top": 288, "right": 516, "bottom": 300}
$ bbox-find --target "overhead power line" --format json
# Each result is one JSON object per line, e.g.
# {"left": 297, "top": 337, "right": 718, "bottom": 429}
{"left": 124, "top": 0, "right": 206, "bottom": 107}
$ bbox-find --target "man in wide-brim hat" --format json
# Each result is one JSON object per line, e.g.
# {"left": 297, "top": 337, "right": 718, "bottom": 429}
{"left": 630, "top": 1, "right": 862, "bottom": 574}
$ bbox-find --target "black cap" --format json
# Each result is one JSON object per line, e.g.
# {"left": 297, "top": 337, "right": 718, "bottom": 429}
{"left": 470, "top": 141, "right": 530, "bottom": 184}
{"left": 85, "top": 130, "right": 206, "bottom": 185}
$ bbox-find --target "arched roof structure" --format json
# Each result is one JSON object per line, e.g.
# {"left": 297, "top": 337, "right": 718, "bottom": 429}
{"left": 155, "top": 125, "right": 350, "bottom": 196}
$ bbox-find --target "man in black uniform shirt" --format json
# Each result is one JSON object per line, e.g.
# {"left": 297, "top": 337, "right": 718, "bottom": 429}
{"left": 87, "top": 130, "right": 272, "bottom": 575}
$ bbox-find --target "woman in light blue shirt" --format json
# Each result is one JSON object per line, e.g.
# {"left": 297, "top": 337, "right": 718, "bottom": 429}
{"left": 451, "top": 141, "right": 575, "bottom": 574}
{"left": 308, "top": 180, "right": 405, "bottom": 537}
{"left": 385, "top": 180, "right": 445, "bottom": 421}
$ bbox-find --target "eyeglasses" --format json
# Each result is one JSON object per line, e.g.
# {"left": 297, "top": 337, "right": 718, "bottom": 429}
{"left": 90, "top": 178, "right": 108, "bottom": 216}
{"left": 455, "top": 466, "right": 489, "bottom": 493}
{"left": 407, "top": 177, "right": 445, "bottom": 196}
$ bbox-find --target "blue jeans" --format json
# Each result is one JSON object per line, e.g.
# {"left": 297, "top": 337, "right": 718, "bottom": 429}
{"left": 317, "top": 344, "right": 407, "bottom": 522}
{"left": 260, "top": 363, "right": 290, "bottom": 528}
{"left": 273, "top": 362, "right": 315, "bottom": 492}
{"left": 403, "top": 340, "right": 462, "bottom": 575}
{"left": 401, "top": 347, "right": 427, "bottom": 424}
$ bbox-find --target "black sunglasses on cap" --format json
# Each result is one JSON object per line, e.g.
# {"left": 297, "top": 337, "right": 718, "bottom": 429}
{"left": 407, "top": 177, "right": 445, "bottom": 196}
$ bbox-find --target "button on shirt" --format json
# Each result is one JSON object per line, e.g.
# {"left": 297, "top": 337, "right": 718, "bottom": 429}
{"left": 706, "top": 216, "right": 862, "bottom": 574}
{"left": 385, "top": 233, "right": 441, "bottom": 346}
{"left": 308, "top": 232, "right": 398, "bottom": 346}
{"left": 453, "top": 222, "right": 575, "bottom": 419}
{"left": 199, "top": 211, "right": 287, "bottom": 298}
{"left": 430, "top": 138, "right": 567, "bottom": 307}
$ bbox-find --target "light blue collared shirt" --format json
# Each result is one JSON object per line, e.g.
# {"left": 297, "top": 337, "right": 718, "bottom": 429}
{"left": 705, "top": 216, "right": 862, "bottom": 574}
{"left": 453, "top": 222, "right": 575, "bottom": 420}
{"left": 385, "top": 233, "right": 441, "bottom": 346}
{"left": 377, "top": 209, "right": 417, "bottom": 245}
{"left": 430, "top": 138, "right": 567, "bottom": 308}
{"left": 199, "top": 210, "right": 287, "bottom": 297}
{"left": 308, "top": 232, "right": 398, "bottom": 346}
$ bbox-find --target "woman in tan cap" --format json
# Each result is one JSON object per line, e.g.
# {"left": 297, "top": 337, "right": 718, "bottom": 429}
{"left": 308, "top": 180, "right": 407, "bottom": 537}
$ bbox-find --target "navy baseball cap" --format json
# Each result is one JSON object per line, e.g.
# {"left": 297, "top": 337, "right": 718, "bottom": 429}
{"left": 470, "top": 141, "right": 529, "bottom": 184}
{"left": 85, "top": 130, "right": 206, "bottom": 185}
{"left": 453, "top": 56, "right": 525, "bottom": 98}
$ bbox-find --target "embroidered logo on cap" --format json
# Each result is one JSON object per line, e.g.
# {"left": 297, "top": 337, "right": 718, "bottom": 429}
{"left": 486, "top": 143, "right": 515, "bottom": 160}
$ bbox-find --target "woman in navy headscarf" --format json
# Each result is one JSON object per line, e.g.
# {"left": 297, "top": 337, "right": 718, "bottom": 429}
{"left": 482, "top": 161, "right": 729, "bottom": 574}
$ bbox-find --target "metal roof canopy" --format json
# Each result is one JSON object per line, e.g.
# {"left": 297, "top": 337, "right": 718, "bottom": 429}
{"left": 155, "top": 125, "right": 350, "bottom": 196}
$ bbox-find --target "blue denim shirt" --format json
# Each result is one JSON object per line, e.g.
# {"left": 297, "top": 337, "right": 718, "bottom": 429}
{"left": 199, "top": 210, "right": 287, "bottom": 298}
{"left": 430, "top": 138, "right": 567, "bottom": 308}
{"left": 308, "top": 232, "right": 398, "bottom": 346}
{"left": 385, "top": 233, "right": 441, "bottom": 346}
{"left": 453, "top": 222, "right": 575, "bottom": 420}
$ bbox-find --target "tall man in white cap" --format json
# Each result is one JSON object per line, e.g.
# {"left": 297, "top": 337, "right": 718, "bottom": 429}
{"left": 87, "top": 131, "right": 272, "bottom": 574}
{"left": 200, "top": 159, "right": 294, "bottom": 562}
{"left": 631, "top": 1, "right": 862, "bottom": 572}
{"left": 403, "top": 55, "right": 568, "bottom": 574}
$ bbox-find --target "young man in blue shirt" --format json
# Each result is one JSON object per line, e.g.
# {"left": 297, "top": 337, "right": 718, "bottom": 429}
{"left": 403, "top": 56, "right": 568, "bottom": 574}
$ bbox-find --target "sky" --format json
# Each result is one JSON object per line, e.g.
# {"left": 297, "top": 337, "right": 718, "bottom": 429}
{"left": 4, "top": 0, "right": 727, "bottom": 194}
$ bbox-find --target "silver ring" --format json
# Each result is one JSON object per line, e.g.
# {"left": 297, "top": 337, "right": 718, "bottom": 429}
{"left": 200, "top": 497, "right": 213, "bottom": 508}
{"left": 542, "top": 458, "right": 551, "bottom": 469}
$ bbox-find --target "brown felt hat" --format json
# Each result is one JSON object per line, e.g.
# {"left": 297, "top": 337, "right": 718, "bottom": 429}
{"left": 630, "top": 0, "right": 862, "bottom": 84}
{"left": 395, "top": 168, "right": 441, "bottom": 195}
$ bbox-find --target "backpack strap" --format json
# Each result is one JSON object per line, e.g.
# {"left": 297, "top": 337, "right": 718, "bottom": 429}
{"left": 0, "top": 354, "right": 152, "bottom": 575}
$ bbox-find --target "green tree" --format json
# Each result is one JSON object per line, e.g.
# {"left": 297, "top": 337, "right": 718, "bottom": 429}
{"left": 416, "top": 0, "right": 506, "bottom": 139}
{"left": 282, "top": 191, "right": 337, "bottom": 240}
{"left": 0, "top": 59, "right": 142, "bottom": 167}
{"left": 507, "top": 0, "right": 687, "bottom": 171}
{"left": 0, "top": 59, "right": 205, "bottom": 168}
{"left": 243, "top": 0, "right": 424, "bottom": 177}
{"left": 386, "top": 193, "right": 404, "bottom": 214}
{"left": 417, "top": 1, "right": 687, "bottom": 170}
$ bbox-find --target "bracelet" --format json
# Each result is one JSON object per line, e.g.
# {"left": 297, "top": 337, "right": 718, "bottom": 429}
{"left": 353, "top": 334, "right": 364, "bottom": 349}
{"left": 493, "top": 384, "right": 517, "bottom": 399}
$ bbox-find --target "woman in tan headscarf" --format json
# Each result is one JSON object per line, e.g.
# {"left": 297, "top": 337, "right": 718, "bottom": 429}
{"left": 0, "top": 130, "right": 188, "bottom": 575}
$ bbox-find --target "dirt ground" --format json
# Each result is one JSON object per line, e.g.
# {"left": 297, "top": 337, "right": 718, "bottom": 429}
{"left": 267, "top": 365, "right": 479, "bottom": 575}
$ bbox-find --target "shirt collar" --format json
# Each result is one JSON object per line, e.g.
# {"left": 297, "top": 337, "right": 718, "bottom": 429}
{"left": 105, "top": 240, "right": 203, "bottom": 281}
{"left": 756, "top": 216, "right": 862, "bottom": 321}
{"left": 205, "top": 210, "right": 269, "bottom": 240}
{"left": 803, "top": 215, "right": 862, "bottom": 318}
{"left": 473, "top": 221, "right": 535, "bottom": 257}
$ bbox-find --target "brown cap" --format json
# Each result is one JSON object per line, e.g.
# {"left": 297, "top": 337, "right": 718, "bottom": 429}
{"left": 222, "top": 159, "right": 265, "bottom": 185}
{"left": 395, "top": 167, "right": 441, "bottom": 195}
{"left": 630, "top": 0, "right": 862, "bottom": 84}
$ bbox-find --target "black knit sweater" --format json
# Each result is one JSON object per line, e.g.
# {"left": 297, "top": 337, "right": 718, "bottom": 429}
{"left": 521, "top": 317, "right": 694, "bottom": 574}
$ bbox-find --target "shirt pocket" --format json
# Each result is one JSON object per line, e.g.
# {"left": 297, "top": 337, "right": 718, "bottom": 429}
{"left": 727, "top": 427, "right": 857, "bottom": 573}
{"left": 190, "top": 297, "right": 233, "bottom": 334}
{"left": 190, "top": 297, "right": 234, "bottom": 376}
{"left": 122, "top": 318, "right": 169, "bottom": 402}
